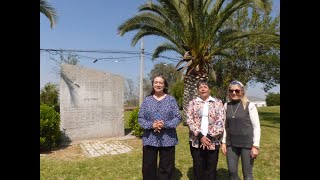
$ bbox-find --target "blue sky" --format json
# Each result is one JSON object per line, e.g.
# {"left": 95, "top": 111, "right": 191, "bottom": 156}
{"left": 40, "top": 0, "right": 280, "bottom": 99}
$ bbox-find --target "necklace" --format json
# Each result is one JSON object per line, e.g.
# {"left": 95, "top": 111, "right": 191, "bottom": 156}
{"left": 230, "top": 101, "right": 241, "bottom": 119}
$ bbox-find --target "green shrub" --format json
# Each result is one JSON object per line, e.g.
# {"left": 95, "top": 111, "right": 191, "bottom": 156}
{"left": 40, "top": 82, "right": 60, "bottom": 112}
{"left": 266, "top": 92, "right": 280, "bottom": 106}
{"left": 171, "top": 80, "right": 184, "bottom": 110}
{"left": 40, "top": 104, "right": 62, "bottom": 151}
{"left": 128, "top": 108, "right": 143, "bottom": 137}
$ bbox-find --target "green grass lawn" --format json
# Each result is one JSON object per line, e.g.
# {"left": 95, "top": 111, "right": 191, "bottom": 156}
{"left": 40, "top": 106, "right": 280, "bottom": 180}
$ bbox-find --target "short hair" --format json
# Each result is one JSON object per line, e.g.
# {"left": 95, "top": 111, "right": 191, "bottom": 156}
{"left": 197, "top": 79, "right": 211, "bottom": 89}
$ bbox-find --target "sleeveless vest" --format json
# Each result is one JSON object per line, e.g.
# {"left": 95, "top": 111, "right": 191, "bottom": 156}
{"left": 225, "top": 101, "right": 253, "bottom": 148}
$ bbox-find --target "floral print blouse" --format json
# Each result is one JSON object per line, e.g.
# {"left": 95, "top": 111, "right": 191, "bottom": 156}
{"left": 187, "top": 96, "right": 226, "bottom": 150}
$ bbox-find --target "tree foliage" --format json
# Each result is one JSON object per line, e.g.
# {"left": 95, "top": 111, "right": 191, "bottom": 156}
{"left": 40, "top": 0, "right": 58, "bottom": 28}
{"left": 212, "top": 7, "right": 280, "bottom": 101}
{"left": 148, "top": 63, "right": 182, "bottom": 92}
{"left": 40, "top": 82, "right": 59, "bottom": 112}
{"left": 171, "top": 79, "right": 184, "bottom": 110}
{"left": 118, "top": 0, "right": 276, "bottom": 122}
{"left": 265, "top": 92, "right": 280, "bottom": 106}
{"left": 50, "top": 52, "right": 80, "bottom": 78}
{"left": 124, "top": 78, "right": 138, "bottom": 106}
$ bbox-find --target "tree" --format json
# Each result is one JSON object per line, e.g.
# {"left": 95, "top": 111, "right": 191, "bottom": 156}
{"left": 50, "top": 52, "right": 80, "bottom": 78}
{"left": 265, "top": 92, "right": 280, "bottom": 106}
{"left": 40, "top": 0, "right": 58, "bottom": 29}
{"left": 171, "top": 79, "right": 184, "bottom": 110}
{"left": 211, "top": 8, "right": 280, "bottom": 101}
{"left": 143, "top": 77, "right": 152, "bottom": 97}
{"left": 118, "top": 0, "right": 275, "bottom": 122}
{"left": 40, "top": 82, "right": 59, "bottom": 112}
{"left": 148, "top": 63, "right": 182, "bottom": 92}
{"left": 124, "top": 78, "right": 137, "bottom": 106}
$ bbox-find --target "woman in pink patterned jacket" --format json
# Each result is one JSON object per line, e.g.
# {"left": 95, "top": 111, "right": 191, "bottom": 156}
{"left": 186, "top": 80, "right": 226, "bottom": 180}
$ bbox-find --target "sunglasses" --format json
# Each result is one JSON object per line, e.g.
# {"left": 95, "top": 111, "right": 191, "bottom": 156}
{"left": 229, "top": 89, "right": 241, "bottom": 93}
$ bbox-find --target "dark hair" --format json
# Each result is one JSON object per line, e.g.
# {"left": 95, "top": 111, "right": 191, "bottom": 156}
{"left": 197, "top": 79, "right": 211, "bottom": 89}
{"left": 148, "top": 75, "right": 169, "bottom": 95}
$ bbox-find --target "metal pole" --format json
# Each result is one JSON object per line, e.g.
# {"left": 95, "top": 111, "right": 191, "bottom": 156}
{"left": 139, "top": 38, "right": 144, "bottom": 106}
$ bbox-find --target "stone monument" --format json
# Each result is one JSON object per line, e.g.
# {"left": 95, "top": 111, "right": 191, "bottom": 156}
{"left": 60, "top": 64, "right": 124, "bottom": 142}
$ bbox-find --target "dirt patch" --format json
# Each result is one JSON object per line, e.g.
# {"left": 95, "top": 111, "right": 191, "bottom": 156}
{"left": 40, "top": 144, "right": 86, "bottom": 160}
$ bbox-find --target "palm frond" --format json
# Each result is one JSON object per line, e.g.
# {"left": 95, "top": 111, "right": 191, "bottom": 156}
{"left": 152, "top": 42, "right": 183, "bottom": 60}
{"left": 40, "top": 0, "right": 58, "bottom": 28}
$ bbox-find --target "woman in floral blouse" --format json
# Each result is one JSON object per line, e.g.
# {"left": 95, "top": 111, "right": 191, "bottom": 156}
{"left": 186, "top": 80, "right": 226, "bottom": 180}
{"left": 138, "top": 75, "right": 182, "bottom": 180}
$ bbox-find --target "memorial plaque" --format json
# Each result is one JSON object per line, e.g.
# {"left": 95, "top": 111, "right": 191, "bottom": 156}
{"left": 60, "top": 64, "right": 124, "bottom": 142}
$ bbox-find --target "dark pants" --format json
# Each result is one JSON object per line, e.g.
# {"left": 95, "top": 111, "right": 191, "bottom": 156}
{"left": 142, "top": 145, "right": 175, "bottom": 180}
{"left": 189, "top": 142, "right": 220, "bottom": 180}
{"left": 226, "top": 146, "right": 254, "bottom": 180}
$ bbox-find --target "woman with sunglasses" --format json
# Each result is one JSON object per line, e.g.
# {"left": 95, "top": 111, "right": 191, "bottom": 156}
{"left": 221, "top": 80, "right": 261, "bottom": 180}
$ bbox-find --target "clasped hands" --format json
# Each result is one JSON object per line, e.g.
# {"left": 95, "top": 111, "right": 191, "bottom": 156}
{"left": 200, "top": 136, "right": 212, "bottom": 150}
{"left": 153, "top": 120, "right": 164, "bottom": 133}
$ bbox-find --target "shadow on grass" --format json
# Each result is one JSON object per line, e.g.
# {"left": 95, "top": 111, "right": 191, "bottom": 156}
{"left": 259, "top": 111, "right": 280, "bottom": 124}
{"left": 175, "top": 167, "right": 183, "bottom": 180}
{"left": 40, "top": 128, "right": 72, "bottom": 154}
{"left": 125, "top": 128, "right": 133, "bottom": 135}
{"left": 186, "top": 167, "right": 229, "bottom": 179}
{"left": 40, "top": 141, "right": 72, "bottom": 154}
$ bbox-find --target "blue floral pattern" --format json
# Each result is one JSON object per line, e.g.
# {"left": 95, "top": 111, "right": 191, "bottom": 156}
{"left": 138, "top": 95, "right": 182, "bottom": 147}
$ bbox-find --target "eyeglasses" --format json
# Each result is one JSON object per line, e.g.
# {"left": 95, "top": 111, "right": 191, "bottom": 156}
{"left": 229, "top": 89, "right": 241, "bottom": 93}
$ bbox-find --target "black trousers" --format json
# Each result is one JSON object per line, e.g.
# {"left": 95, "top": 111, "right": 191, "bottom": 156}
{"left": 189, "top": 142, "right": 220, "bottom": 180}
{"left": 142, "top": 145, "right": 175, "bottom": 180}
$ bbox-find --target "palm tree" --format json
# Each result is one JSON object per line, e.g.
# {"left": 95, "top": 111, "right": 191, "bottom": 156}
{"left": 40, "top": 0, "right": 58, "bottom": 28}
{"left": 118, "top": 0, "right": 276, "bottom": 122}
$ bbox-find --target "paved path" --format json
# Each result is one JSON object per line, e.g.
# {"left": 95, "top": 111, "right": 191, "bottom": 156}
{"left": 79, "top": 132, "right": 136, "bottom": 158}
{"left": 80, "top": 140, "right": 134, "bottom": 157}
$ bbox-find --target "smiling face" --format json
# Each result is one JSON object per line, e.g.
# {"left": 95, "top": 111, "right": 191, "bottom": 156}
{"left": 153, "top": 76, "right": 166, "bottom": 93}
{"left": 228, "top": 84, "right": 244, "bottom": 101}
{"left": 198, "top": 83, "right": 211, "bottom": 100}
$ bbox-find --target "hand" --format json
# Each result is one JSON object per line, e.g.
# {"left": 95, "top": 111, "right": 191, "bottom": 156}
{"left": 153, "top": 120, "right": 164, "bottom": 133}
{"left": 200, "top": 136, "right": 211, "bottom": 150}
{"left": 250, "top": 146, "right": 259, "bottom": 158}
{"left": 221, "top": 143, "right": 227, "bottom": 156}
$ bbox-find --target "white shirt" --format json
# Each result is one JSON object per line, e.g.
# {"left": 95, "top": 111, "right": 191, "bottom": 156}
{"left": 195, "top": 96, "right": 215, "bottom": 136}
{"left": 200, "top": 101, "right": 209, "bottom": 136}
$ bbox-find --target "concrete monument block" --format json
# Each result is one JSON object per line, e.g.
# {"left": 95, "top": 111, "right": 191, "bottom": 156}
{"left": 60, "top": 64, "right": 124, "bottom": 142}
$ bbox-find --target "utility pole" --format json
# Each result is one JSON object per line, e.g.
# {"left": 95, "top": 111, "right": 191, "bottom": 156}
{"left": 139, "top": 38, "right": 144, "bottom": 106}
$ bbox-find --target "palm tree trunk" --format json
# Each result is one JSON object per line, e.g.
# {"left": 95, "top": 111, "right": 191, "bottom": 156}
{"left": 181, "top": 72, "right": 208, "bottom": 125}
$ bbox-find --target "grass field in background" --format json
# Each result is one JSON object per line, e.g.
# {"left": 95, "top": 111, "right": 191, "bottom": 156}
{"left": 40, "top": 106, "right": 280, "bottom": 180}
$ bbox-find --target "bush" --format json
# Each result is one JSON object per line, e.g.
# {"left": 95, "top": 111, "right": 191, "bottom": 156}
{"left": 40, "top": 104, "right": 62, "bottom": 151}
{"left": 128, "top": 108, "right": 143, "bottom": 137}
{"left": 40, "top": 82, "right": 60, "bottom": 112}
{"left": 171, "top": 80, "right": 184, "bottom": 110}
{"left": 266, "top": 92, "right": 280, "bottom": 106}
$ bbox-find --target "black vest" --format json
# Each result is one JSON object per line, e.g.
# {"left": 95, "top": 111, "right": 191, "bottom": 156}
{"left": 226, "top": 101, "right": 253, "bottom": 148}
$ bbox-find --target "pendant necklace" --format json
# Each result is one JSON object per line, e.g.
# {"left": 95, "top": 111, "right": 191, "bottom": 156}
{"left": 231, "top": 101, "right": 241, "bottom": 119}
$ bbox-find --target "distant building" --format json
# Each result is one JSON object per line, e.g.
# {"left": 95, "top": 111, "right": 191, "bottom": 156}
{"left": 248, "top": 96, "right": 267, "bottom": 107}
